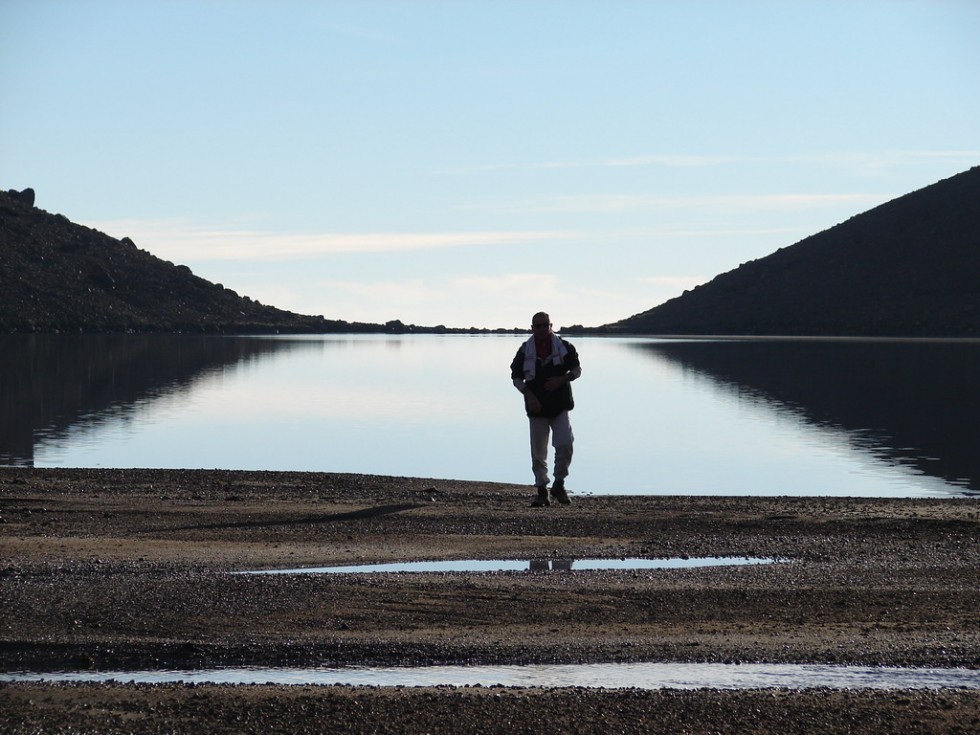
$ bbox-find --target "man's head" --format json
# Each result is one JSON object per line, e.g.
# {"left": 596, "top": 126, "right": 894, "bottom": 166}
{"left": 531, "top": 312, "right": 552, "bottom": 335}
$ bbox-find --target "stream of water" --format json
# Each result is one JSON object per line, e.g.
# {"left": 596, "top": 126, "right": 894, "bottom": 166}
{"left": 4, "top": 663, "right": 977, "bottom": 690}
{"left": 238, "top": 556, "right": 775, "bottom": 575}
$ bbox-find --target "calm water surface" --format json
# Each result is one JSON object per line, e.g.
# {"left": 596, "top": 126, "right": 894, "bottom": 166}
{"left": 238, "top": 556, "right": 774, "bottom": 575}
{"left": 2, "top": 334, "right": 977, "bottom": 497}
{"left": 4, "top": 663, "right": 978, "bottom": 690}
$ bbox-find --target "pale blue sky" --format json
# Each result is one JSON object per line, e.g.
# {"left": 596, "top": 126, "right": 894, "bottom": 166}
{"left": 3, "top": 0, "right": 978, "bottom": 329}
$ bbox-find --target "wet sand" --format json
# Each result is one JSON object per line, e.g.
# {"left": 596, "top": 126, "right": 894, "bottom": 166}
{"left": 2, "top": 467, "right": 978, "bottom": 733}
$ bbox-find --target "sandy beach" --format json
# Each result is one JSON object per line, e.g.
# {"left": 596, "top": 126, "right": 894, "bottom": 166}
{"left": 1, "top": 467, "right": 978, "bottom": 733}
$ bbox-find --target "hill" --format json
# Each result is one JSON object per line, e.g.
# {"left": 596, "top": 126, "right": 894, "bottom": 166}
{"left": 600, "top": 166, "right": 980, "bottom": 337}
{"left": 0, "top": 188, "right": 349, "bottom": 333}
{"left": 0, "top": 189, "right": 506, "bottom": 334}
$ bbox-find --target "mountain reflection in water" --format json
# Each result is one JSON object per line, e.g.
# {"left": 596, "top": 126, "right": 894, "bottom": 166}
{"left": 2, "top": 335, "right": 977, "bottom": 497}
{"left": 0, "top": 334, "right": 308, "bottom": 466}
{"left": 628, "top": 339, "right": 980, "bottom": 495}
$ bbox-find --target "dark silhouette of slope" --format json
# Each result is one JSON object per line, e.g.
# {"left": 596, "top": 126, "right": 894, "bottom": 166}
{"left": 0, "top": 189, "right": 382, "bottom": 333}
{"left": 630, "top": 339, "right": 979, "bottom": 495}
{"left": 0, "top": 334, "right": 315, "bottom": 465}
{"left": 604, "top": 167, "right": 980, "bottom": 337}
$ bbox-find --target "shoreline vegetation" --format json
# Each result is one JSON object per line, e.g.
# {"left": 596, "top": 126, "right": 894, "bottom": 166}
{"left": 1, "top": 467, "right": 978, "bottom": 733}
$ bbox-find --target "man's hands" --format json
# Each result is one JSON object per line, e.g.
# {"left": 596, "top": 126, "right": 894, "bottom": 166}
{"left": 543, "top": 375, "right": 569, "bottom": 392}
{"left": 525, "top": 375, "right": 569, "bottom": 414}
{"left": 524, "top": 392, "right": 543, "bottom": 414}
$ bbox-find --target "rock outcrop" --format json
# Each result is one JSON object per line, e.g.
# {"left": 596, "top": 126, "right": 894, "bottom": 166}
{"left": 6, "top": 188, "right": 35, "bottom": 207}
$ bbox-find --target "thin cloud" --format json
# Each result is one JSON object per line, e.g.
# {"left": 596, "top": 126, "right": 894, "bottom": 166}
{"left": 315, "top": 21, "right": 403, "bottom": 45}
{"left": 316, "top": 273, "right": 560, "bottom": 310}
{"left": 639, "top": 275, "right": 709, "bottom": 290}
{"left": 306, "top": 273, "right": 565, "bottom": 328}
{"left": 260, "top": 271, "right": 692, "bottom": 330}
{"left": 794, "top": 150, "right": 980, "bottom": 170}
{"left": 499, "top": 192, "right": 889, "bottom": 215}
{"left": 619, "top": 226, "right": 806, "bottom": 240}
{"left": 440, "top": 154, "right": 750, "bottom": 174}
{"left": 449, "top": 273, "right": 559, "bottom": 294}
{"left": 441, "top": 150, "right": 979, "bottom": 176}
{"left": 82, "top": 219, "right": 575, "bottom": 262}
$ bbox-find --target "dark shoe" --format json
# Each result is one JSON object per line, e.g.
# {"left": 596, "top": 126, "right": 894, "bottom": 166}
{"left": 550, "top": 479, "right": 571, "bottom": 505}
{"left": 530, "top": 485, "right": 550, "bottom": 507}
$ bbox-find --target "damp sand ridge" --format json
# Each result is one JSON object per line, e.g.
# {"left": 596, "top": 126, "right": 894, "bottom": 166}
{"left": 1, "top": 468, "right": 978, "bottom": 733}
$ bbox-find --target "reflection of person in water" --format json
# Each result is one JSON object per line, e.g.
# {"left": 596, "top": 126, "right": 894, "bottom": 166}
{"left": 510, "top": 312, "right": 582, "bottom": 508}
{"left": 529, "top": 559, "right": 574, "bottom": 572}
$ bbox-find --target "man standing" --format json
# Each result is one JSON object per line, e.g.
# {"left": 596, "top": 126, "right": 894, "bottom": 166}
{"left": 510, "top": 312, "right": 582, "bottom": 507}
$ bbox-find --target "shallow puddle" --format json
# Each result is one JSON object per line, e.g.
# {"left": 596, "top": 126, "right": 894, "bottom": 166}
{"left": 238, "top": 556, "right": 775, "bottom": 575}
{"left": 4, "top": 663, "right": 977, "bottom": 690}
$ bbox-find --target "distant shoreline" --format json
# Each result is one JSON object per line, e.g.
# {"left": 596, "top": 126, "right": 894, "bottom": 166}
{"left": 6, "top": 329, "right": 980, "bottom": 342}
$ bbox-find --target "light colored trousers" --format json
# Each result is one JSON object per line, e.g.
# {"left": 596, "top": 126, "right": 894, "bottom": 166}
{"left": 529, "top": 410, "right": 574, "bottom": 487}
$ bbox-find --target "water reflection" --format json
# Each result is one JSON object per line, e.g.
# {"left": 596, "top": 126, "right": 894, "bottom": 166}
{"left": 528, "top": 559, "right": 574, "bottom": 572}
{"left": 3, "top": 335, "right": 978, "bottom": 497}
{"left": 4, "top": 663, "right": 977, "bottom": 690}
{"left": 239, "top": 557, "right": 773, "bottom": 575}
{"left": 0, "top": 334, "right": 312, "bottom": 466}
{"left": 626, "top": 339, "right": 980, "bottom": 496}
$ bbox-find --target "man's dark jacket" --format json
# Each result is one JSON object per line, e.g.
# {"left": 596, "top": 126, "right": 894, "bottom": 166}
{"left": 510, "top": 338, "right": 580, "bottom": 418}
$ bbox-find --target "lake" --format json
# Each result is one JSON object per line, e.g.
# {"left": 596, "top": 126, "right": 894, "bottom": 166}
{"left": 2, "top": 334, "right": 977, "bottom": 498}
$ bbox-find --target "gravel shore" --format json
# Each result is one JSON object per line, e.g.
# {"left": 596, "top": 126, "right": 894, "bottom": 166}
{"left": 2, "top": 467, "right": 978, "bottom": 733}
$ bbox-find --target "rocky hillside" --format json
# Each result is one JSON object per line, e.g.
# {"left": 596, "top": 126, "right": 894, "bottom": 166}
{"left": 602, "top": 166, "right": 980, "bottom": 337}
{"left": 0, "top": 189, "right": 390, "bottom": 334}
